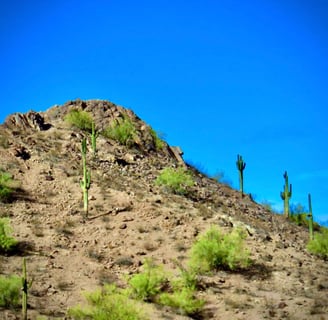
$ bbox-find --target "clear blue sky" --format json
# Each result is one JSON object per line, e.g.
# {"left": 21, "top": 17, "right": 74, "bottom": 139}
{"left": 1, "top": 0, "right": 328, "bottom": 223}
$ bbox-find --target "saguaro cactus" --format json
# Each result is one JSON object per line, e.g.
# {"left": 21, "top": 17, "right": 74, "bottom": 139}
{"left": 91, "top": 121, "right": 99, "bottom": 157}
{"left": 22, "top": 258, "right": 32, "bottom": 320}
{"left": 80, "top": 138, "right": 91, "bottom": 216}
{"left": 308, "top": 193, "right": 314, "bottom": 240}
{"left": 280, "top": 171, "right": 292, "bottom": 218}
{"left": 236, "top": 154, "right": 246, "bottom": 196}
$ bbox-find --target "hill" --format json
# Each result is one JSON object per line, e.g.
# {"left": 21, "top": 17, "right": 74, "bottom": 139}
{"left": 0, "top": 99, "right": 327, "bottom": 320}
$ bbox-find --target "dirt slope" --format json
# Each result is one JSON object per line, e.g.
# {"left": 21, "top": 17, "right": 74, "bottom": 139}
{"left": 0, "top": 99, "right": 327, "bottom": 320}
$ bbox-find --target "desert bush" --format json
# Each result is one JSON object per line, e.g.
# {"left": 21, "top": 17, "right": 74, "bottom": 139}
{"left": 102, "top": 116, "right": 137, "bottom": 146}
{"left": 155, "top": 167, "right": 194, "bottom": 195}
{"left": 189, "top": 226, "right": 251, "bottom": 273}
{"left": 65, "top": 109, "right": 93, "bottom": 132}
{"left": 0, "top": 218, "right": 18, "bottom": 253}
{"left": 127, "top": 259, "right": 167, "bottom": 302}
{"left": 307, "top": 228, "right": 328, "bottom": 260}
{"left": 212, "top": 170, "right": 233, "bottom": 187}
{"left": 68, "top": 284, "right": 147, "bottom": 320}
{"left": 158, "top": 287, "right": 204, "bottom": 316}
{"left": 0, "top": 136, "right": 9, "bottom": 149}
{"left": 289, "top": 203, "right": 321, "bottom": 231}
{"left": 149, "top": 127, "right": 165, "bottom": 150}
{"left": 0, "top": 170, "right": 16, "bottom": 202}
{"left": 0, "top": 275, "right": 21, "bottom": 308}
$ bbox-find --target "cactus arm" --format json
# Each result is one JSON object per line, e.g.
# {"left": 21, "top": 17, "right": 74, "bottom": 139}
{"left": 308, "top": 193, "right": 314, "bottom": 240}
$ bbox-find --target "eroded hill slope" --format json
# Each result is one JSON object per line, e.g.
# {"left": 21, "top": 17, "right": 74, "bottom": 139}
{"left": 0, "top": 99, "right": 327, "bottom": 320}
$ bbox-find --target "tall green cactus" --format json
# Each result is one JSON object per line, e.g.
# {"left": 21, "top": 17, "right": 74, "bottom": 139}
{"left": 90, "top": 121, "right": 99, "bottom": 157}
{"left": 80, "top": 138, "right": 91, "bottom": 216}
{"left": 236, "top": 154, "right": 246, "bottom": 197}
{"left": 22, "top": 258, "right": 32, "bottom": 320}
{"left": 308, "top": 193, "right": 314, "bottom": 240}
{"left": 280, "top": 171, "right": 292, "bottom": 218}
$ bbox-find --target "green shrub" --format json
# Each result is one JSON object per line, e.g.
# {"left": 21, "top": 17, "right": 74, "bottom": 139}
{"left": 68, "top": 284, "right": 147, "bottom": 320}
{"left": 0, "top": 275, "right": 21, "bottom": 308}
{"left": 0, "top": 218, "right": 18, "bottom": 253}
{"left": 289, "top": 213, "right": 320, "bottom": 231}
{"left": 212, "top": 170, "right": 233, "bottom": 187}
{"left": 128, "top": 259, "right": 167, "bottom": 302}
{"left": 289, "top": 212, "right": 308, "bottom": 226}
{"left": 159, "top": 287, "right": 204, "bottom": 316}
{"left": 102, "top": 116, "right": 137, "bottom": 146}
{"left": 149, "top": 128, "right": 165, "bottom": 150}
{"left": 65, "top": 109, "right": 93, "bottom": 132}
{"left": 307, "top": 228, "right": 328, "bottom": 260}
{"left": 0, "top": 170, "right": 16, "bottom": 202}
{"left": 155, "top": 167, "right": 194, "bottom": 195}
{"left": 171, "top": 261, "right": 198, "bottom": 290}
{"left": 189, "top": 226, "right": 251, "bottom": 273}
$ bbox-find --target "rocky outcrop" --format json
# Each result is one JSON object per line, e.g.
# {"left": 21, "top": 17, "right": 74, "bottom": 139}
{"left": 4, "top": 111, "right": 51, "bottom": 131}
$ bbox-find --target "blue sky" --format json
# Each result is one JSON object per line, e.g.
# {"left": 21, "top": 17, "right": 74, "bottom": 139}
{"left": 1, "top": 0, "right": 328, "bottom": 223}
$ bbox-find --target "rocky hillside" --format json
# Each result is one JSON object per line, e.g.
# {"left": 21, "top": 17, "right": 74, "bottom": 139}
{"left": 0, "top": 99, "right": 327, "bottom": 320}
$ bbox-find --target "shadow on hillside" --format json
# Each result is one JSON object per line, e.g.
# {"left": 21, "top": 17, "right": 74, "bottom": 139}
{"left": 12, "top": 188, "right": 36, "bottom": 202}
{"left": 1, "top": 241, "right": 36, "bottom": 257}
{"left": 238, "top": 262, "right": 272, "bottom": 281}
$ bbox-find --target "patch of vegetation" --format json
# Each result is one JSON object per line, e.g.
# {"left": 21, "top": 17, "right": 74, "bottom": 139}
{"left": 102, "top": 116, "right": 137, "bottom": 146}
{"left": 289, "top": 203, "right": 320, "bottom": 231}
{"left": 189, "top": 226, "right": 251, "bottom": 273}
{"left": 212, "top": 170, "right": 233, "bottom": 187}
{"left": 127, "top": 259, "right": 167, "bottom": 302}
{"left": 0, "top": 274, "right": 21, "bottom": 308}
{"left": 155, "top": 167, "right": 194, "bottom": 195}
{"left": 0, "top": 218, "right": 18, "bottom": 253}
{"left": 149, "top": 127, "right": 165, "bottom": 150}
{"left": 0, "top": 135, "right": 9, "bottom": 149}
{"left": 158, "top": 287, "right": 204, "bottom": 316}
{"left": 260, "top": 200, "right": 279, "bottom": 214}
{"left": 0, "top": 170, "right": 18, "bottom": 202}
{"left": 114, "top": 256, "right": 134, "bottom": 267}
{"left": 307, "top": 228, "right": 328, "bottom": 260}
{"left": 68, "top": 284, "right": 147, "bottom": 320}
{"left": 65, "top": 109, "right": 93, "bottom": 132}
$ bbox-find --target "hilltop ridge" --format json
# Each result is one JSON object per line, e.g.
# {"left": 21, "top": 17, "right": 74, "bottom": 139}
{"left": 0, "top": 99, "right": 327, "bottom": 319}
